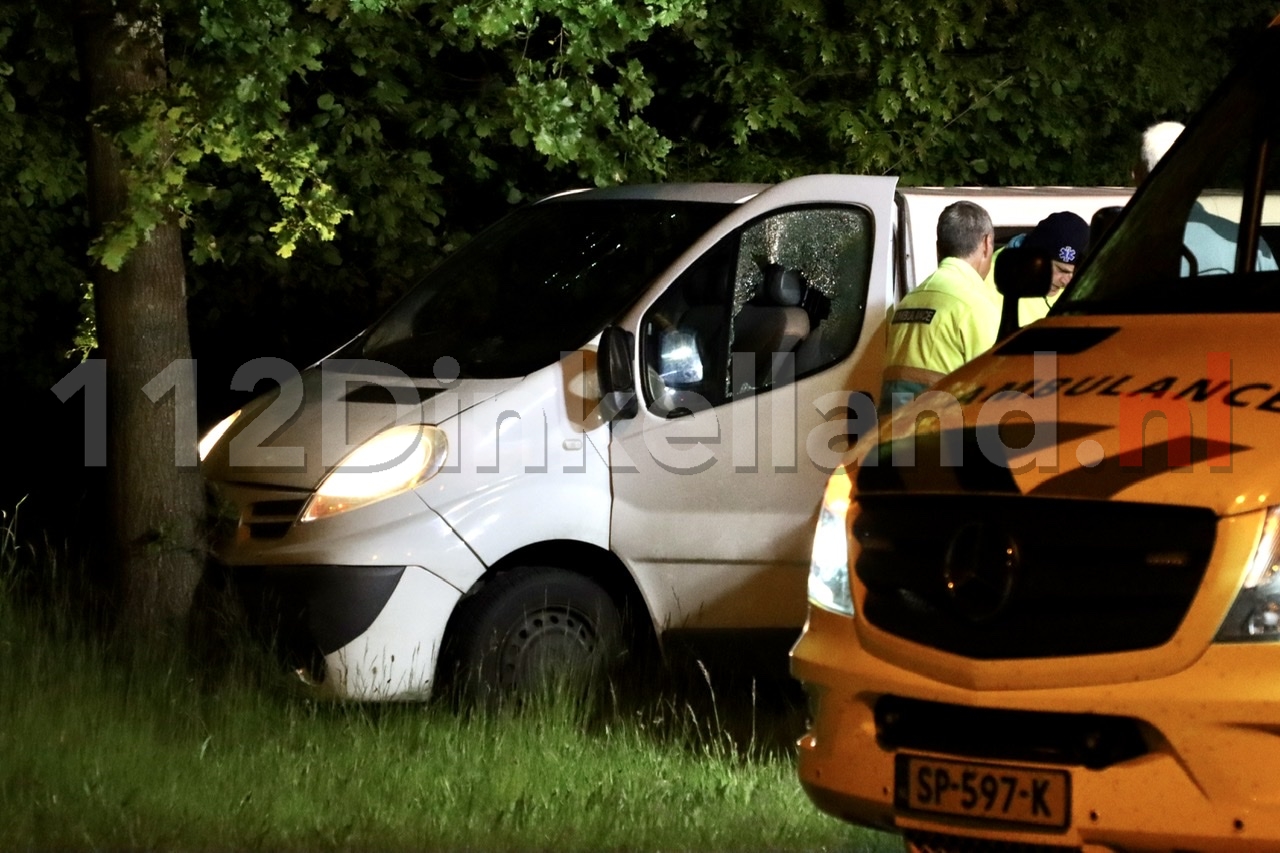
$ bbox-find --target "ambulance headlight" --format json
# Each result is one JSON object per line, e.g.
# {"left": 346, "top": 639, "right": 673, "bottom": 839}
{"left": 197, "top": 409, "right": 241, "bottom": 462}
{"left": 301, "top": 424, "right": 447, "bottom": 522}
{"left": 808, "top": 466, "right": 854, "bottom": 616}
{"left": 1217, "top": 506, "right": 1280, "bottom": 641}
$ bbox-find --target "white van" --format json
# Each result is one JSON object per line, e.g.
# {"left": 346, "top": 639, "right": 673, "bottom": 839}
{"left": 198, "top": 176, "right": 1130, "bottom": 700}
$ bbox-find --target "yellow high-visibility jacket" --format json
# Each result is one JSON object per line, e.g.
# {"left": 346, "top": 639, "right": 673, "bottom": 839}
{"left": 885, "top": 256, "right": 999, "bottom": 376}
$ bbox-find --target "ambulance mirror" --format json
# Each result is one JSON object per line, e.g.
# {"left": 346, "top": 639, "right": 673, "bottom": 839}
{"left": 994, "top": 246, "right": 1053, "bottom": 299}
{"left": 1089, "top": 205, "right": 1125, "bottom": 248}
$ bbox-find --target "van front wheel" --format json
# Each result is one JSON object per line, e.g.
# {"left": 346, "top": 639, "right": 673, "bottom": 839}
{"left": 451, "top": 567, "right": 624, "bottom": 704}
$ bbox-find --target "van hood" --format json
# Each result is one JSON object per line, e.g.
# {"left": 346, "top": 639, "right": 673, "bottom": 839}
{"left": 201, "top": 364, "right": 519, "bottom": 491}
{"left": 855, "top": 315, "right": 1280, "bottom": 518}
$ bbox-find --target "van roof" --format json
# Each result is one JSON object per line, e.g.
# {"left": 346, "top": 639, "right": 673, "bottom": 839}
{"left": 539, "top": 181, "right": 1133, "bottom": 214}
{"left": 897, "top": 186, "right": 1134, "bottom": 199}
{"left": 538, "top": 183, "right": 771, "bottom": 204}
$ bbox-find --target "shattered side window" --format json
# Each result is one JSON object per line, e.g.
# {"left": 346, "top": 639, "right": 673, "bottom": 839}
{"left": 729, "top": 207, "right": 873, "bottom": 396}
{"left": 641, "top": 205, "right": 873, "bottom": 416}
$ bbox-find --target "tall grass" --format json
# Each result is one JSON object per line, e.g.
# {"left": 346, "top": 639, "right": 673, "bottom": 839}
{"left": 0, "top": 509, "right": 896, "bottom": 852}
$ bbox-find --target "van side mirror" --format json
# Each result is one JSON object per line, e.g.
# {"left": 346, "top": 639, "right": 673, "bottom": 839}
{"left": 993, "top": 246, "right": 1053, "bottom": 341}
{"left": 597, "top": 326, "right": 638, "bottom": 421}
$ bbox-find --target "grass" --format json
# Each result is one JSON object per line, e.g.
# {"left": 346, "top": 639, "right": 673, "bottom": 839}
{"left": 0, "top": 508, "right": 898, "bottom": 852}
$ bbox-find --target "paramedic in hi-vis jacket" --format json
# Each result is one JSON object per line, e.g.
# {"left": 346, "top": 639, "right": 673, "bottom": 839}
{"left": 879, "top": 200, "right": 997, "bottom": 414}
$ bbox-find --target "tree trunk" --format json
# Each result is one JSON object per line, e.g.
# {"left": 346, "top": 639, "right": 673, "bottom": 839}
{"left": 75, "top": 0, "right": 204, "bottom": 641}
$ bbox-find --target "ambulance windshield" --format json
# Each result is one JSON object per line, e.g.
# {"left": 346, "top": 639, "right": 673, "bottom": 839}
{"left": 1060, "top": 27, "right": 1280, "bottom": 314}
{"left": 345, "top": 198, "right": 731, "bottom": 378}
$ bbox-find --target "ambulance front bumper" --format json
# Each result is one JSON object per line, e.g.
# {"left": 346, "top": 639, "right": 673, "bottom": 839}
{"left": 792, "top": 606, "right": 1280, "bottom": 853}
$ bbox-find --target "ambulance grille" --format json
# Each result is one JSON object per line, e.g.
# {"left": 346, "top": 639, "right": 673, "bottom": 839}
{"left": 875, "top": 695, "right": 1149, "bottom": 770}
{"left": 854, "top": 495, "right": 1215, "bottom": 659}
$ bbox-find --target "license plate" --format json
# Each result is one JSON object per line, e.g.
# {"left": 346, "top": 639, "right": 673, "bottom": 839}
{"left": 894, "top": 754, "right": 1071, "bottom": 830}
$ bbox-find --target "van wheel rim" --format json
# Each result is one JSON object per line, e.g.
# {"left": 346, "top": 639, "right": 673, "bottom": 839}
{"left": 499, "top": 607, "right": 598, "bottom": 687}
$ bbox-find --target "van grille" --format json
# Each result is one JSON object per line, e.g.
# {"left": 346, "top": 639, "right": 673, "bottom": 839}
{"left": 245, "top": 499, "right": 307, "bottom": 539}
{"left": 854, "top": 495, "right": 1215, "bottom": 659}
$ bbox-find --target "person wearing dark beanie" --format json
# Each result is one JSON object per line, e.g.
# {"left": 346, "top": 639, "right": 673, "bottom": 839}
{"left": 1023, "top": 211, "right": 1090, "bottom": 299}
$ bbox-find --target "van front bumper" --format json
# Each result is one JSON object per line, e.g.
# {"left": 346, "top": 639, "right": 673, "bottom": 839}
{"left": 792, "top": 606, "right": 1280, "bottom": 853}
{"left": 228, "top": 562, "right": 461, "bottom": 700}
{"left": 211, "top": 484, "right": 483, "bottom": 700}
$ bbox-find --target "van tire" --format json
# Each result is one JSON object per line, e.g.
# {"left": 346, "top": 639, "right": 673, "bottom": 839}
{"left": 450, "top": 567, "right": 624, "bottom": 705}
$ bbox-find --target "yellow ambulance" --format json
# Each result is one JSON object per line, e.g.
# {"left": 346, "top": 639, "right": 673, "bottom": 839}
{"left": 792, "top": 18, "right": 1280, "bottom": 853}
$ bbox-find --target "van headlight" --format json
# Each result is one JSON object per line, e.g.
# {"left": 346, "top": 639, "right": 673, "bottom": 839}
{"left": 197, "top": 409, "right": 242, "bottom": 461}
{"left": 808, "top": 466, "right": 854, "bottom": 616}
{"left": 1217, "top": 506, "right": 1280, "bottom": 641}
{"left": 301, "top": 424, "right": 448, "bottom": 522}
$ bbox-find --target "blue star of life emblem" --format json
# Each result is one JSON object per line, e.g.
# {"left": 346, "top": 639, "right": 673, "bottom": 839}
{"left": 1059, "top": 246, "right": 1077, "bottom": 263}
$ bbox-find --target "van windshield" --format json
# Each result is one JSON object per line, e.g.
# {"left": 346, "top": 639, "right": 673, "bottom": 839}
{"left": 345, "top": 198, "right": 733, "bottom": 378}
{"left": 1059, "top": 27, "right": 1280, "bottom": 315}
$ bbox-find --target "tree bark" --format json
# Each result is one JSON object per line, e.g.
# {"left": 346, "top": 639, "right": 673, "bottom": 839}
{"left": 75, "top": 0, "right": 204, "bottom": 641}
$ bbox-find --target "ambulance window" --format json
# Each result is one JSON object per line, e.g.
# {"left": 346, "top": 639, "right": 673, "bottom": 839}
{"left": 1063, "top": 34, "right": 1280, "bottom": 313}
{"left": 1179, "top": 135, "right": 1280, "bottom": 278}
{"left": 641, "top": 205, "right": 872, "bottom": 416}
